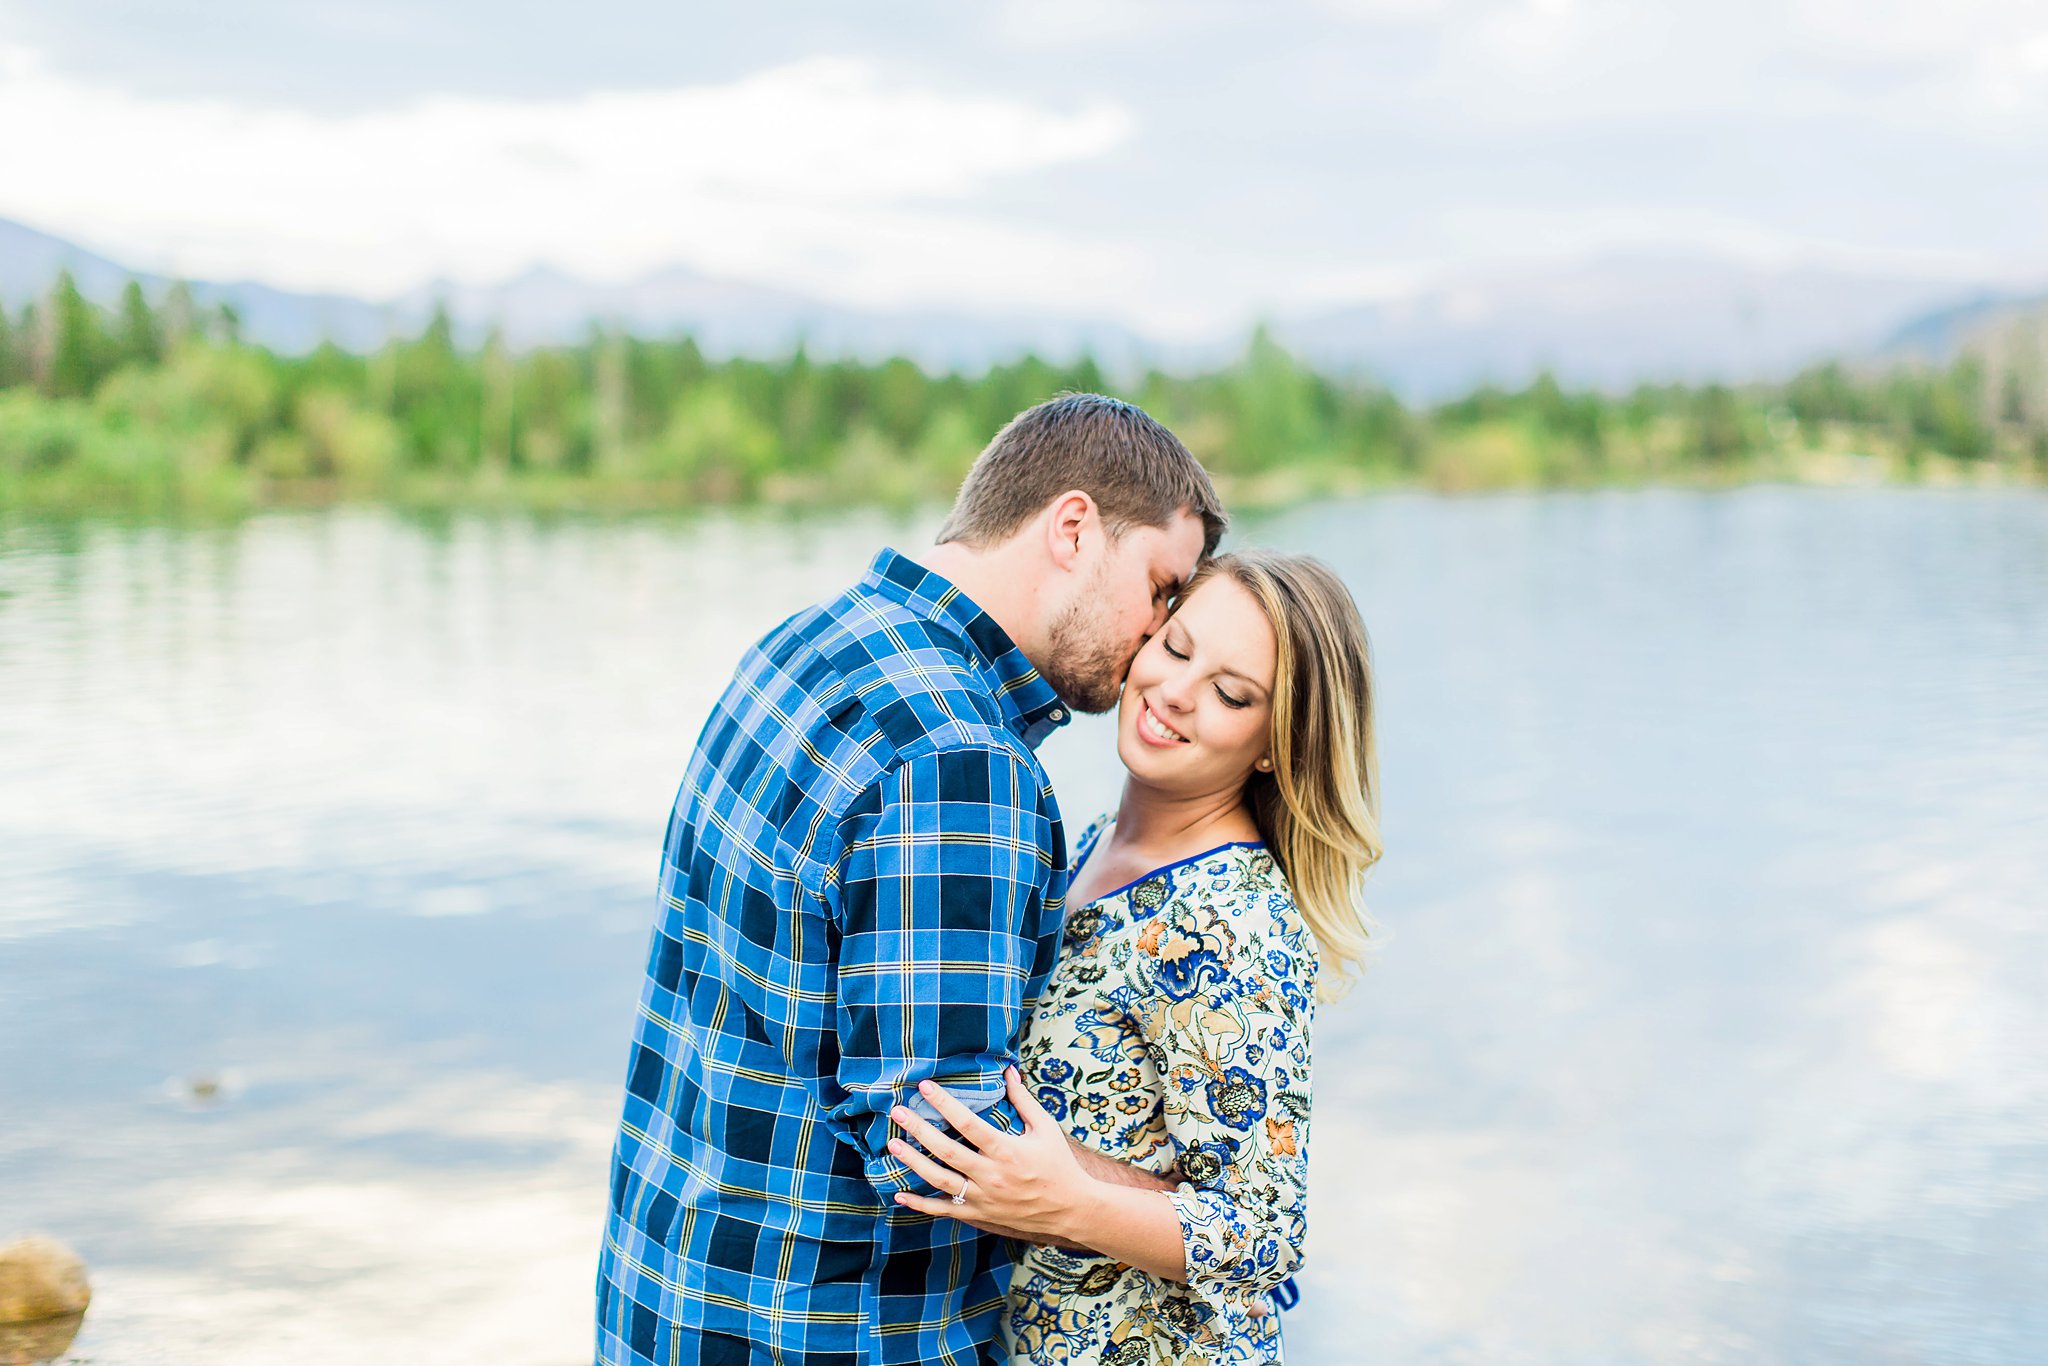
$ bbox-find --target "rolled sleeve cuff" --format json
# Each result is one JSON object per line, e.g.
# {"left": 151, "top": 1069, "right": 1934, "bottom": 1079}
{"left": 834, "top": 1082, "right": 1027, "bottom": 1198}
{"left": 1169, "top": 1183, "right": 1303, "bottom": 1307}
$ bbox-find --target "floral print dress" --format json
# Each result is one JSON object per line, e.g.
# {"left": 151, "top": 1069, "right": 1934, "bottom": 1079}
{"left": 1000, "top": 818, "right": 1317, "bottom": 1366}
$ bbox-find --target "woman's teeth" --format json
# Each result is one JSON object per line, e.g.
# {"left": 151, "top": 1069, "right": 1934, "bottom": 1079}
{"left": 1142, "top": 703, "right": 1188, "bottom": 744}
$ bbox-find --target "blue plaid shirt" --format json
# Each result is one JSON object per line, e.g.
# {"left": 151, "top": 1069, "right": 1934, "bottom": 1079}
{"left": 598, "top": 549, "right": 1071, "bottom": 1366}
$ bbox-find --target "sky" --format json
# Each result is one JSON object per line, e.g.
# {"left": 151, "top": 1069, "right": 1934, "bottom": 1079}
{"left": 2, "top": 0, "right": 2047, "bottom": 338}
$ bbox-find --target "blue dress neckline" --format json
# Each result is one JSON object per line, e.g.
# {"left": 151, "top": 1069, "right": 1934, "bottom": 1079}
{"left": 1068, "top": 819, "right": 1266, "bottom": 910}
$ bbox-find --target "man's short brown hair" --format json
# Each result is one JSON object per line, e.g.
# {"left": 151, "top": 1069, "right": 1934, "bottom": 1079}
{"left": 937, "top": 394, "right": 1226, "bottom": 557}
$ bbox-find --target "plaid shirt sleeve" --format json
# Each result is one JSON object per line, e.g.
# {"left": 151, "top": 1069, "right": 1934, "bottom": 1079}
{"left": 826, "top": 741, "right": 1055, "bottom": 1196}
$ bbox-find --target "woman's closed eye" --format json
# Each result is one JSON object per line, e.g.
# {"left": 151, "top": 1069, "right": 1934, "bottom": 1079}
{"left": 1162, "top": 638, "right": 1249, "bottom": 707}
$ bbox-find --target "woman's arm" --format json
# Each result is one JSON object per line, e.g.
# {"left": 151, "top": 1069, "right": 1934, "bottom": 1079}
{"left": 890, "top": 1072, "right": 1191, "bottom": 1277}
{"left": 1139, "top": 892, "right": 1316, "bottom": 1311}
{"left": 891, "top": 889, "right": 1316, "bottom": 1310}
{"left": 1061, "top": 1180, "right": 1189, "bottom": 1278}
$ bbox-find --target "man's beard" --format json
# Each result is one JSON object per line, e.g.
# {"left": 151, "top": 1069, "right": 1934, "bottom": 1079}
{"left": 1038, "top": 589, "right": 1131, "bottom": 715}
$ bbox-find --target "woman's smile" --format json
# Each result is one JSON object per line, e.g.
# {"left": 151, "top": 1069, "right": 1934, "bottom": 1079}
{"left": 1137, "top": 697, "right": 1190, "bottom": 746}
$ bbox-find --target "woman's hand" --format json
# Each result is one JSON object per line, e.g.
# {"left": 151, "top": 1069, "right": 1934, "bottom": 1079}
{"left": 889, "top": 1066, "right": 1093, "bottom": 1243}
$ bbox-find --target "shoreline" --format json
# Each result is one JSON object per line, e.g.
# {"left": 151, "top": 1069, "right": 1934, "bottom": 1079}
{"left": 3, "top": 445, "right": 2040, "bottom": 523}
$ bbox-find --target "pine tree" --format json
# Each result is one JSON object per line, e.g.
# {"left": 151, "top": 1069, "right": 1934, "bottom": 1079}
{"left": 0, "top": 297, "right": 17, "bottom": 388}
{"left": 161, "top": 281, "right": 197, "bottom": 354}
{"left": 116, "top": 280, "right": 163, "bottom": 367}
{"left": 20, "top": 302, "right": 52, "bottom": 391}
{"left": 481, "top": 326, "right": 515, "bottom": 471}
{"left": 592, "top": 326, "right": 628, "bottom": 472}
{"left": 47, "top": 270, "right": 109, "bottom": 398}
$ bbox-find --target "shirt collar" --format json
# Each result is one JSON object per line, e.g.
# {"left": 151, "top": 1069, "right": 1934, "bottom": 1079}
{"left": 859, "top": 548, "right": 1071, "bottom": 749}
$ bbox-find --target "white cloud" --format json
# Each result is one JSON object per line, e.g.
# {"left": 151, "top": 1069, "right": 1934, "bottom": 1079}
{"left": 1311, "top": 0, "right": 1474, "bottom": 23}
{"left": 1784, "top": 0, "right": 2048, "bottom": 65}
{"left": 4, "top": 2, "right": 2046, "bottom": 337}
{"left": 989, "top": 0, "right": 1196, "bottom": 47}
{"left": 0, "top": 46, "right": 1135, "bottom": 307}
{"left": 1970, "top": 29, "right": 2048, "bottom": 118}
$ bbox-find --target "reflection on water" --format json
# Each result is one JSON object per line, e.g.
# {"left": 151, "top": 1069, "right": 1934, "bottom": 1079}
{"left": 2, "top": 491, "right": 2044, "bottom": 1364}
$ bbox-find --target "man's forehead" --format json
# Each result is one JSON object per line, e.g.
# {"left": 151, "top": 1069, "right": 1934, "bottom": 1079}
{"left": 1113, "top": 511, "right": 1206, "bottom": 586}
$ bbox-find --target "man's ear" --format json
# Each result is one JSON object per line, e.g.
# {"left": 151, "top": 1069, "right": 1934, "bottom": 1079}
{"left": 1043, "top": 490, "right": 1096, "bottom": 571}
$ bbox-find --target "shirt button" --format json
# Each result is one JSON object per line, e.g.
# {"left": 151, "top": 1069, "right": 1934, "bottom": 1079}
{"left": 1048, "top": 709, "right": 1065, "bottom": 722}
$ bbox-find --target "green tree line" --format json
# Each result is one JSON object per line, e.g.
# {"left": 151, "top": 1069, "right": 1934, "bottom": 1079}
{"left": 2, "top": 270, "right": 2043, "bottom": 513}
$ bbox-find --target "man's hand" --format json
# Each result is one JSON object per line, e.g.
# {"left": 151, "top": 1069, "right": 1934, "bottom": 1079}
{"left": 1067, "top": 1139, "right": 1177, "bottom": 1192}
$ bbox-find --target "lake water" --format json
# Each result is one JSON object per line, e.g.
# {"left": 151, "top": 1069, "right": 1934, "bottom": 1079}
{"left": 2, "top": 489, "right": 2044, "bottom": 1365}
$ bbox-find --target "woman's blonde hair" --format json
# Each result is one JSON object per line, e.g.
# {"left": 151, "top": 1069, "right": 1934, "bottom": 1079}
{"left": 1189, "top": 549, "right": 1382, "bottom": 997}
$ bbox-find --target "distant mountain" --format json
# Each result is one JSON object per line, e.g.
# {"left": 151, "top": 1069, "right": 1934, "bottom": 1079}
{"left": 0, "top": 216, "right": 395, "bottom": 352}
{"left": 1272, "top": 251, "right": 2010, "bottom": 398}
{"left": 1878, "top": 289, "right": 2048, "bottom": 360}
{"left": 391, "top": 262, "right": 1159, "bottom": 370}
{"left": 0, "top": 217, "right": 138, "bottom": 302}
{"left": 4, "top": 216, "right": 2038, "bottom": 392}
{"left": 0, "top": 216, "right": 1151, "bottom": 368}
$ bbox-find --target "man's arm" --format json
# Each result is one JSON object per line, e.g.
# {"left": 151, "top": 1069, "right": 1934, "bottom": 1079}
{"left": 824, "top": 743, "right": 1056, "bottom": 1198}
{"left": 1069, "top": 1139, "right": 1177, "bottom": 1191}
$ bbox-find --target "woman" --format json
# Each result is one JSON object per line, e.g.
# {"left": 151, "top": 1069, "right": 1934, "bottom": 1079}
{"left": 885, "top": 549, "right": 1382, "bottom": 1364}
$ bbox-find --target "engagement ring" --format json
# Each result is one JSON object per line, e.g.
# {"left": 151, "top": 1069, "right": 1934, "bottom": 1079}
{"left": 952, "top": 1181, "right": 969, "bottom": 1206}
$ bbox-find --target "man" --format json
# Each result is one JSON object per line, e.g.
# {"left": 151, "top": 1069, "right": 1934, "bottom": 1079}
{"left": 596, "top": 394, "right": 1226, "bottom": 1366}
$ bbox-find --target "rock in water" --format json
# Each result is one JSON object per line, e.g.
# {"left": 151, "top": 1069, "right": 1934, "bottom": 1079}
{"left": 0, "top": 1236, "right": 91, "bottom": 1323}
{"left": 0, "top": 1309, "right": 86, "bottom": 1364}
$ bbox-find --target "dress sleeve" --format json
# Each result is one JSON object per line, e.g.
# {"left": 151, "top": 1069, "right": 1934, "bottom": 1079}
{"left": 1135, "top": 867, "right": 1316, "bottom": 1315}
{"left": 824, "top": 742, "right": 1059, "bottom": 1197}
